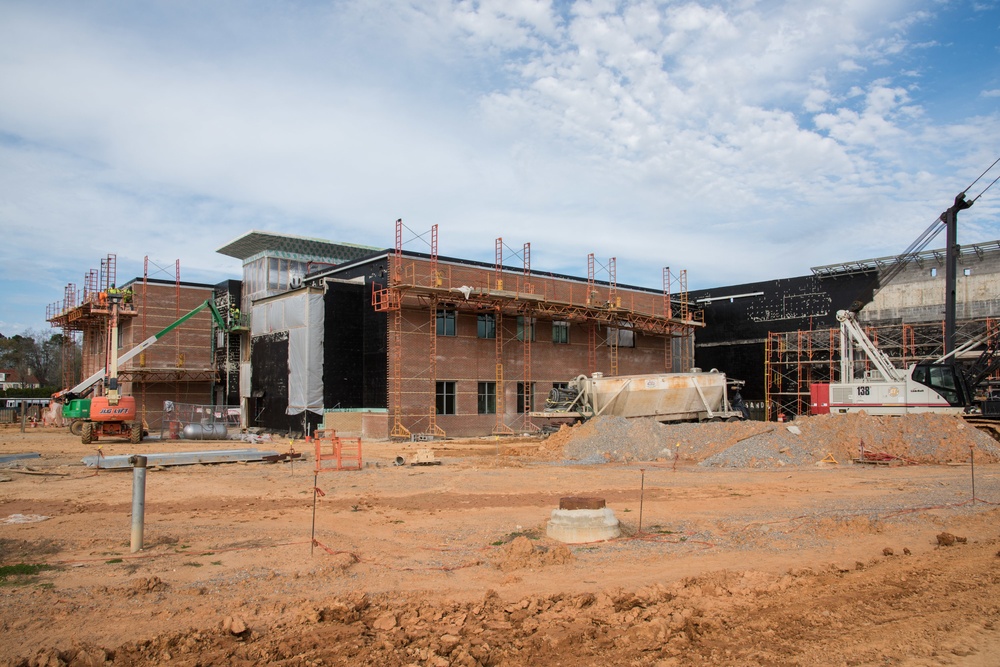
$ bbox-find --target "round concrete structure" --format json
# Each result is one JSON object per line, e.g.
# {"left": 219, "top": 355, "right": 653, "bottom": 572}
{"left": 546, "top": 507, "right": 621, "bottom": 544}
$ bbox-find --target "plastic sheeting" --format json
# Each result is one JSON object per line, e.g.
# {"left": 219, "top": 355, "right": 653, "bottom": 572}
{"left": 251, "top": 292, "right": 324, "bottom": 416}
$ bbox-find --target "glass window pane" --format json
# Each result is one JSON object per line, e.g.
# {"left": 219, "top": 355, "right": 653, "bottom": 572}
{"left": 478, "top": 381, "right": 496, "bottom": 414}
{"left": 478, "top": 314, "right": 496, "bottom": 339}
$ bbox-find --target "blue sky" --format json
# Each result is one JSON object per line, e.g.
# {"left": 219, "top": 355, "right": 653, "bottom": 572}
{"left": 1, "top": 0, "right": 999, "bottom": 336}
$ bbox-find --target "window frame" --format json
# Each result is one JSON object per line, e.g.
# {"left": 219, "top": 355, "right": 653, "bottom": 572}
{"left": 552, "top": 320, "right": 569, "bottom": 344}
{"left": 477, "top": 313, "right": 497, "bottom": 339}
{"left": 608, "top": 326, "right": 636, "bottom": 348}
{"left": 477, "top": 381, "right": 496, "bottom": 414}
{"left": 436, "top": 308, "right": 457, "bottom": 336}
{"left": 435, "top": 380, "right": 457, "bottom": 415}
{"left": 516, "top": 381, "right": 535, "bottom": 414}
{"left": 516, "top": 316, "right": 536, "bottom": 342}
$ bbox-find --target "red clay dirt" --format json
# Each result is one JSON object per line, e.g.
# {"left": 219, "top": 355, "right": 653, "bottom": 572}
{"left": 1, "top": 414, "right": 999, "bottom": 666}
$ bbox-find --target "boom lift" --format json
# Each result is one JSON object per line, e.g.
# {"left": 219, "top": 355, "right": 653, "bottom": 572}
{"left": 54, "top": 297, "right": 229, "bottom": 442}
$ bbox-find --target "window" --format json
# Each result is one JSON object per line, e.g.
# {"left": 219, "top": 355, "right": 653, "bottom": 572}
{"left": 964, "top": 268, "right": 971, "bottom": 276}
{"left": 477, "top": 313, "right": 496, "bottom": 339}
{"left": 552, "top": 321, "right": 569, "bottom": 344}
{"left": 436, "top": 308, "right": 456, "bottom": 336}
{"left": 517, "top": 382, "right": 535, "bottom": 413}
{"left": 930, "top": 268, "right": 938, "bottom": 277}
{"left": 478, "top": 382, "right": 496, "bottom": 414}
{"left": 608, "top": 327, "right": 635, "bottom": 348}
{"left": 436, "top": 381, "right": 456, "bottom": 415}
{"left": 912, "top": 364, "right": 963, "bottom": 407}
{"left": 516, "top": 316, "right": 536, "bottom": 341}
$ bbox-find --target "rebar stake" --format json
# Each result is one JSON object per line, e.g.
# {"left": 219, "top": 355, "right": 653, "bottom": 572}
{"left": 638, "top": 468, "right": 646, "bottom": 535}
{"left": 311, "top": 473, "right": 318, "bottom": 556}
{"left": 970, "top": 446, "right": 976, "bottom": 506}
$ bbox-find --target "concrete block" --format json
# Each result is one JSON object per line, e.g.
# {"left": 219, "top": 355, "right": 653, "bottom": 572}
{"left": 546, "top": 507, "right": 621, "bottom": 544}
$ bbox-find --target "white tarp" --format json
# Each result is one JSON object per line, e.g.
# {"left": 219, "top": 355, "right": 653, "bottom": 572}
{"left": 250, "top": 291, "right": 324, "bottom": 416}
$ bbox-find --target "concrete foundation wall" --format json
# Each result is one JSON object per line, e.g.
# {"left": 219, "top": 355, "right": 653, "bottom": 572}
{"left": 864, "top": 247, "right": 1000, "bottom": 324}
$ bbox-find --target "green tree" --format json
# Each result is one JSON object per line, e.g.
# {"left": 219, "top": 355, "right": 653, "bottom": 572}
{"left": 0, "top": 330, "right": 79, "bottom": 388}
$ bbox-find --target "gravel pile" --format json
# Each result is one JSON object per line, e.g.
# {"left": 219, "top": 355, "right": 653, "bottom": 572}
{"left": 555, "top": 413, "right": 1000, "bottom": 467}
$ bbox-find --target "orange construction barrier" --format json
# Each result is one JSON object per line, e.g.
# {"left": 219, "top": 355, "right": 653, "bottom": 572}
{"left": 312, "top": 429, "right": 362, "bottom": 472}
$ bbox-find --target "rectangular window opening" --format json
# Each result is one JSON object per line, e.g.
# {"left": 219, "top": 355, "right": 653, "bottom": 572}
{"left": 477, "top": 313, "right": 496, "bottom": 339}
{"left": 516, "top": 316, "right": 536, "bottom": 342}
{"left": 516, "top": 382, "right": 535, "bottom": 413}
{"left": 436, "top": 381, "right": 456, "bottom": 415}
{"left": 436, "top": 309, "right": 456, "bottom": 336}
{"left": 477, "top": 381, "right": 496, "bottom": 414}
{"left": 608, "top": 326, "right": 636, "bottom": 348}
{"left": 552, "top": 321, "right": 569, "bottom": 344}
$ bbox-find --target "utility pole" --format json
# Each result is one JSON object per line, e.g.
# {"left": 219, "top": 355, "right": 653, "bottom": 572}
{"left": 942, "top": 192, "right": 973, "bottom": 357}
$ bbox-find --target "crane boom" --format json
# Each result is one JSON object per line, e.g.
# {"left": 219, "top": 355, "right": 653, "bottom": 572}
{"left": 836, "top": 310, "right": 903, "bottom": 383}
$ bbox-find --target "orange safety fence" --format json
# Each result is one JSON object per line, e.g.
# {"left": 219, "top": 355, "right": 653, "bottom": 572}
{"left": 310, "top": 429, "right": 362, "bottom": 472}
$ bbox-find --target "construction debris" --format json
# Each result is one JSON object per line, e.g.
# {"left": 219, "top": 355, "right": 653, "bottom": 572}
{"left": 410, "top": 448, "right": 441, "bottom": 466}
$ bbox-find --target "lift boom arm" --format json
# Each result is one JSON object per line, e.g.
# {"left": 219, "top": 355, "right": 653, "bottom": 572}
{"left": 54, "top": 300, "right": 228, "bottom": 401}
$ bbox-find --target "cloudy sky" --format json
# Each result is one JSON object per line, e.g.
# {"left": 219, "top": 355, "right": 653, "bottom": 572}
{"left": 1, "top": 0, "right": 999, "bottom": 336}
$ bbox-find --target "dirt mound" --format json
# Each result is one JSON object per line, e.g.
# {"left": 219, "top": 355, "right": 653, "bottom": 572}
{"left": 16, "top": 531, "right": 1000, "bottom": 667}
{"left": 555, "top": 413, "right": 1000, "bottom": 467}
{"left": 491, "top": 536, "right": 574, "bottom": 572}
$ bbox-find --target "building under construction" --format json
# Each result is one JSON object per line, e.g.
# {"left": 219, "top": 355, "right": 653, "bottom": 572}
{"left": 46, "top": 255, "right": 230, "bottom": 430}
{"left": 47, "top": 232, "right": 1000, "bottom": 437}
{"left": 690, "top": 240, "right": 1000, "bottom": 420}
{"left": 219, "top": 226, "right": 701, "bottom": 438}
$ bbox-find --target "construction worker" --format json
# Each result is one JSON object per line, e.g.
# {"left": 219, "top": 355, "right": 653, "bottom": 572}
{"left": 123, "top": 287, "right": 133, "bottom": 305}
{"left": 230, "top": 305, "right": 241, "bottom": 326}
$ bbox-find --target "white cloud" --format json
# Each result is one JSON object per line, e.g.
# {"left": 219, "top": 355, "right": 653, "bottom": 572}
{"left": 0, "top": 0, "right": 997, "bottom": 335}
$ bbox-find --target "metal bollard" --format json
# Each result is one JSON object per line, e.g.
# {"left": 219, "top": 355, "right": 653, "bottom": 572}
{"left": 129, "top": 455, "right": 147, "bottom": 553}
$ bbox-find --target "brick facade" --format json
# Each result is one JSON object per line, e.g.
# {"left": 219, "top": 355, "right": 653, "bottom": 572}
{"left": 383, "top": 256, "right": 691, "bottom": 437}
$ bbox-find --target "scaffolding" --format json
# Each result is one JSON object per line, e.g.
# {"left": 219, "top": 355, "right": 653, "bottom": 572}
{"left": 47, "top": 254, "right": 138, "bottom": 386}
{"left": 372, "top": 222, "right": 704, "bottom": 439}
{"left": 47, "top": 253, "right": 218, "bottom": 430}
{"left": 765, "top": 317, "right": 1000, "bottom": 420}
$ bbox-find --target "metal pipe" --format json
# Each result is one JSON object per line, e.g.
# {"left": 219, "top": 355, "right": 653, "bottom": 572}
{"left": 130, "top": 455, "right": 147, "bottom": 552}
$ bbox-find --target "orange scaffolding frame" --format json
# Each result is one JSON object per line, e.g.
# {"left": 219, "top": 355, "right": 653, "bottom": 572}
{"left": 372, "top": 222, "right": 704, "bottom": 439}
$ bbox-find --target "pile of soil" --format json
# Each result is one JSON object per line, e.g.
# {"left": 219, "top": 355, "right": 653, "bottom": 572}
{"left": 555, "top": 413, "right": 1000, "bottom": 467}
{"left": 490, "top": 536, "right": 574, "bottom": 572}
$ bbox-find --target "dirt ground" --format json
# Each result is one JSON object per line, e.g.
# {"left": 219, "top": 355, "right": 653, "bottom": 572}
{"left": 1, "top": 418, "right": 999, "bottom": 667}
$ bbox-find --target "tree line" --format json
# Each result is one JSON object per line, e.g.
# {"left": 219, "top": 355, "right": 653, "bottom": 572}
{"left": 0, "top": 330, "right": 81, "bottom": 395}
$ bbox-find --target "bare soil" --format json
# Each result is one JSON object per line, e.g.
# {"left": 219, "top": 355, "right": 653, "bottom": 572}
{"left": 1, "top": 416, "right": 999, "bottom": 667}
